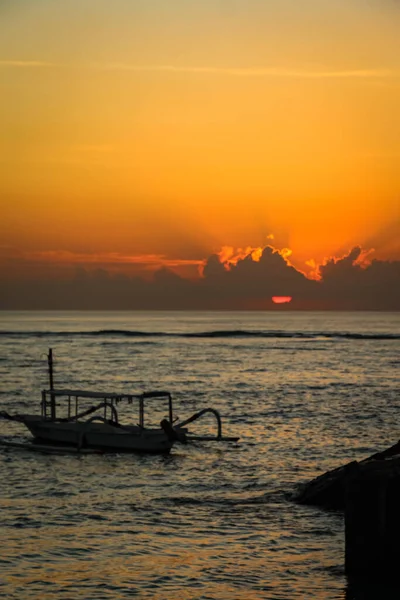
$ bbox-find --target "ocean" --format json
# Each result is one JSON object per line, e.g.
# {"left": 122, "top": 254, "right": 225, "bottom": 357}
{"left": 0, "top": 311, "right": 399, "bottom": 599}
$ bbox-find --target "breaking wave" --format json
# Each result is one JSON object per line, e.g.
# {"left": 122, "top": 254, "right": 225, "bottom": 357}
{"left": 0, "top": 329, "right": 398, "bottom": 340}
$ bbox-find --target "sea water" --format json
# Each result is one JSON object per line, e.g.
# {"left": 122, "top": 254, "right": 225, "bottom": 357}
{"left": 0, "top": 311, "right": 399, "bottom": 599}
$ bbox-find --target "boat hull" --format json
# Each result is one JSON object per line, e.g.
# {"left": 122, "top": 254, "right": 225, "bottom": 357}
{"left": 22, "top": 416, "right": 173, "bottom": 454}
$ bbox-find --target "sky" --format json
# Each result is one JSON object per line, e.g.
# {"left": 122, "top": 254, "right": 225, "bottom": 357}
{"left": 0, "top": 0, "right": 399, "bottom": 309}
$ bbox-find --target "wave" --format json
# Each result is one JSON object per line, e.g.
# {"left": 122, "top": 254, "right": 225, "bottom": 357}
{"left": 0, "top": 329, "right": 398, "bottom": 340}
{"left": 153, "top": 489, "right": 288, "bottom": 507}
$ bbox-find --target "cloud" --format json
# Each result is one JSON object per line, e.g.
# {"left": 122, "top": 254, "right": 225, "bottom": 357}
{"left": 318, "top": 246, "right": 364, "bottom": 280}
{"left": 0, "top": 248, "right": 202, "bottom": 277}
{"left": 97, "top": 63, "right": 396, "bottom": 79}
{"left": 0, "top": 245, "right": 398, "bottom": 310}
{"left": 1, "top": 59, "right": 397, "bottom": 80}
{"left": 0, "top": 60, "right": 54, "bottom": 68}
{"left": 317, "top": 247, "right": 400, "bottom": 309}
{"left": 201, "top": 245, "right": 317, "bottom": 308}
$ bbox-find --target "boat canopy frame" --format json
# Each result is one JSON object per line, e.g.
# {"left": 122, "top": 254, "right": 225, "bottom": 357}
{"left": 41, "top": 388, "right": 174, "bottom": 428}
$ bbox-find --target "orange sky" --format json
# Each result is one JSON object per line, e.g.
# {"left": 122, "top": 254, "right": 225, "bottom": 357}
{"left": 0, "top": 0, "right": 399, "bottom": 285}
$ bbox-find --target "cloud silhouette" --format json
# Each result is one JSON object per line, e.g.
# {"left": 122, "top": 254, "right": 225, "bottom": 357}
{"left": 202, "top": 245, "right": 316, "bottom": 308}
{"left": 0, "top": 245, "right": 399, "bottom": 310}
{"left": 318, "top": 247, "right": 400, "bottom": 309}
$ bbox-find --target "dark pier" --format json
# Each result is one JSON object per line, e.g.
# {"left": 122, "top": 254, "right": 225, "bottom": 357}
{"left": 345, "top": 461, "right": 400, "bottom": 580}
{"left": 294, "top": 440, "right": 400, "bottom": 582}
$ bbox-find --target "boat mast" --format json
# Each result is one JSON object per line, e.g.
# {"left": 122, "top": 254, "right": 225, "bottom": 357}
{"left": 48, "top": 348, "right": 56, "bottom": 419}
{"left": 48, "top": 348, "right": 54, "bottom": 389}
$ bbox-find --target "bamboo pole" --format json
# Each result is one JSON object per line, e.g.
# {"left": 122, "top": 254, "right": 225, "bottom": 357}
{"left": 48, "top": 348, "right": 56, "bottom": 420}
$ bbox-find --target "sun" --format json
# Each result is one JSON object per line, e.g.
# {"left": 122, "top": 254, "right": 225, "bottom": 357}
{"left": 272, "top": 296, "right": 292, "bottom": 304}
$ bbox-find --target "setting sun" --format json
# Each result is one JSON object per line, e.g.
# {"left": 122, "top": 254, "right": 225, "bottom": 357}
{"left": 272, "top": 297, "right": 293, "bottom": 304}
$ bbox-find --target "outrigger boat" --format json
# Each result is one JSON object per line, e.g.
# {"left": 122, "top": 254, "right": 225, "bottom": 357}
{"left": 22, "top": 388, "right": 182, "bottom": 454}
{"left": 0, "top": 350, "right": 239, "bottom": 454}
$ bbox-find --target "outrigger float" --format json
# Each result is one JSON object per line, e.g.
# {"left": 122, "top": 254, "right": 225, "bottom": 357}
{"left": 0, "top": 349, "right": 239, "bottom": 454}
